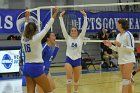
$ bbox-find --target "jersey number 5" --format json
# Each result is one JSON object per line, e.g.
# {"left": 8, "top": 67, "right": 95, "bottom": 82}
{"left": 24, "top": 44, "right": 31, "bottom": 52}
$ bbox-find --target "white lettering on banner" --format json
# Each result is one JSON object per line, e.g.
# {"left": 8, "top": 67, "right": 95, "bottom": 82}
{"left": 96, "top": 17, "right": 102, "bottom": 30}
{"left": 78, "top": 18, "right": 81, "bottom": 30}
{"left": 102, "top": 18, "right": 108, "bottom": 28}
{"left": 4, "top": 16, "right": 13, "bottom": 29}
{"left": 135, "top": 18, "right": 140, "bottom": 29}
{"left": 129, "top": 18, "right": 134, "bottom": 29}
{"left": 114, "top": 18, "right": 120, "bottom": 28}
{"left": 109, "top": 18, "right": 114, "bottom": 29}
{"left": 89, "top": 18, "right": 95, "bottom": 30}
{"left": 72, "top": 17, "right": 140, "bottom": 31}
{"left": 2, "top": 60, "right": 13, "bottom": 63}
{"left": 0, "top": 16, "right": 2, "bottom": 29}
{"left": 86, "top": 18, "right": 90, "bottom": 30}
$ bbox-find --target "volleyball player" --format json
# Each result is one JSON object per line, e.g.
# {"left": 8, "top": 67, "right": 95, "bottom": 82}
{"left": 36, "top": 32, "right": 59, "bottom": 93}
{"left": 59, "top": 10, "right": 88, "bottom": 93}
{"left": 103, "top": 19, "right": 135, "bottom": 93}
{"left": 21, "top": 7, "right": 58, "bottom": 93}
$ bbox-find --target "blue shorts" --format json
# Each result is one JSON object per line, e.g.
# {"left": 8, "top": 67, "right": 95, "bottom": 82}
{"left": 23, "top": 63, "right": 44, "bottom": 78}
{"left": 65, "top": 57, "right": 81, "bottom": 67}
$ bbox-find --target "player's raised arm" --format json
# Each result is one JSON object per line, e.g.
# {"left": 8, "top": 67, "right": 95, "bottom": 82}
{"left": 59, "top": 11, "right": 69, "bottom": 39}
{"left": 35, "top": 7, "right": 58, "bottom": 41}
{"left": 79, "top": 10, "right": 88, "bottom": 39}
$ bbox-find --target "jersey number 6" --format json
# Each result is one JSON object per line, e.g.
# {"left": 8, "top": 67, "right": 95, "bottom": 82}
{"left": 24, "top": 44, "right": 31, "bottom": 52}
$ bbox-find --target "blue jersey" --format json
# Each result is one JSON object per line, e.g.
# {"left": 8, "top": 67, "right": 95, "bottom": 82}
{"left": 42, "top": 43, "right": 59, "bottom": 68}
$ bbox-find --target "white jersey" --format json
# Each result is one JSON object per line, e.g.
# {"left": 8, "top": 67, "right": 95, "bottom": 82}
{"left": 110, "top": 31, "right": 136, "bottom": 64}
{"left": 21, "top": 18, "right": 54, "bottom": 63}
{"left": 59, "top": 16, "right": 88, "bottom": 60}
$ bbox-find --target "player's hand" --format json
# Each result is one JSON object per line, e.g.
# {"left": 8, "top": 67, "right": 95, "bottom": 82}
{"left": 55, "top": 44, "right": 59, "bottom": 48}
{"left": 60, "top": 11, "right": 65, "bottom": 17}
{"left": 114, "top": 41, "right": 121, "bottom": 47}
{"left": 52, "top": 7, "right": 59, "bottom": 19}
{"left": 80, "top": 10, "right": 86, "bottom": 16}
{"left": 103, "top": 40, "right": 112, "bottom": 47}
{"left": 25, "top": 8, "right": 30, "bottom": 22}
{"left": 25, "top": 11, "right": 30, "bottom": 18}
{"left": 25, "top": 8, "right": 30, "bottom": 17}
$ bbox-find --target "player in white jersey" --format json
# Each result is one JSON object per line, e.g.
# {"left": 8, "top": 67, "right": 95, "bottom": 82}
{"left": 103, "top": 19, "right": 135, "bottom": 93}
{"left": 21, "top": 7, "right": 58, "bottom": 93}
{"left": 59, "top": 10, "right": 88, "bottom": 93}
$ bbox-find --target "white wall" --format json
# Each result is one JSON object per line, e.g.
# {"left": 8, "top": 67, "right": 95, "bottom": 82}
{"left": 74, "top": 0, "right": 134, "bottom": 11}
{"left": 7, "top": 0, "right": 67, "bottom": 9}
{"left": 0, "top": 0, "right": 9, "bottom": 8}
{"left": 0, "top": 0, "right": 135, "bottom": 9}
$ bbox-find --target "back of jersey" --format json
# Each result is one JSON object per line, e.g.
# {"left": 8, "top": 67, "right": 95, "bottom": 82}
{"left": 21, "top": 18, "right": 54, "bottom": 63}
{"left": 21, "top": 36, "right": 43, "bottom": 63}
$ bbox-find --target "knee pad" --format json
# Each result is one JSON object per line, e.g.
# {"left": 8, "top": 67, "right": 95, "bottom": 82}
{"left": 66, "top": 79, "right": 72, "bottom": 85}
{"left": 122, "top": 79, "right": 131, "bottom": 85}
{"left": 74, "top": 81, "right": 79, "bottom": 86}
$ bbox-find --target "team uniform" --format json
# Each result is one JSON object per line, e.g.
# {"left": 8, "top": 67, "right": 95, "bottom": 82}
{"left": 59, "top": 16, "right": 88, "bottom": 67}
{"left": 110, "top": 31, "right": 136, "bottom": 64}
{"left": 42, "top": 43, "right": 59, "bottom": 75}
{"left": 21, "top": 18, "right": 54, "bottom": 78}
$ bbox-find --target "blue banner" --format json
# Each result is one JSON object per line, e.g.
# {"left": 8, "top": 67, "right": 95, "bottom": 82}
{"left": 0, "top": 9, "right": 140, "bottom": 33}
{"left": 0, "top": 9, "right": 50, "bottom": 34}
{"left": 66, "top": 11, "right": 140, "bottom": 32}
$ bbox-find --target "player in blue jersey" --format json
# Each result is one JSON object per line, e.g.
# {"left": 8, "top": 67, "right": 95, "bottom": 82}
{"left": 21, "top": 7, "right": 58, "bottom": 93}
{"left": 36, "top": 32, "right": 59, "bottom": 93}
{"left": 59, "top": 10, "right": 88, "bottom": 93}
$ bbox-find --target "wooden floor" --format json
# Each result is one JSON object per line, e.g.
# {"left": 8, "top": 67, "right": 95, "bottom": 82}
{"left": 0, "top": 67, "right": 140, "bottom": 93}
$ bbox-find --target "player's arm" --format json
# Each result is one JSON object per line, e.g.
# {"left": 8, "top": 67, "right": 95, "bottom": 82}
{"left": 110, "top": 45, "right": 118, "bottom": 52}
{"left": 52, "top": 45, "right": 59, "bottom": 60}
{"left": 59, "top": 11, "right": 69, "bottom": 39}
{"left": 103, "top": 40, "right": 118, "bottom": 52}
{"left": 42, "top": 48, "right": 47, "bottom": 67}
{"left": 79, "top": 10, "right": 88, "bottom": 39}
{"left": 25, "top": 8, "right": 30, "bottom": 23}
{"left": 109, "top": 35, "right": 120, "bottom": 52}
{"left": 35, "top": 7, "right": 58, "bottom": 40}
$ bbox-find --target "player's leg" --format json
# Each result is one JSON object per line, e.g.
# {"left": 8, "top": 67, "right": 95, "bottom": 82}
{"left": 47, "top": 73, "right": 56, "bottom": 90}
{"left": 120, "top": 63, "right": 134, "bottom": 93}
{"left": 28, "top": 64, "right": 52, "bottom": 93}
{"left": 36, "top": 84, "right": 44, "bottom": 93}
{"left": 25, "top": 76, "right": 36, "bottom": 93}
{"left": 34, "top": 73, "right": 52, "bottom": 93}
{"left": 23, "top": 63, "right": 36, "bottom": 93}
{"left": 73, "top": 66, "right": 81, "bottom": 93}
{"left": 35, "top": 69, "right": 54, "bottom": 93}
{"left": 65, "top": 63, "right": 73, "bottom": 93}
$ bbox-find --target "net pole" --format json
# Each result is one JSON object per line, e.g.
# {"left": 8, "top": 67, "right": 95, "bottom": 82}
{"left": 37, "top": 7, "right": 41, "bottom": 32}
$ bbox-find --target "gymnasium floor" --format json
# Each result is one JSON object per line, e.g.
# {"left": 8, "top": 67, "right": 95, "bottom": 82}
{"left": 0, "top": 67, "right": 140, "bottom": 93}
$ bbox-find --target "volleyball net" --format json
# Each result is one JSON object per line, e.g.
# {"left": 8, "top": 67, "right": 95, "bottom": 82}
{"left": 26, "top": 2, "right": 140, "bottom": 43}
